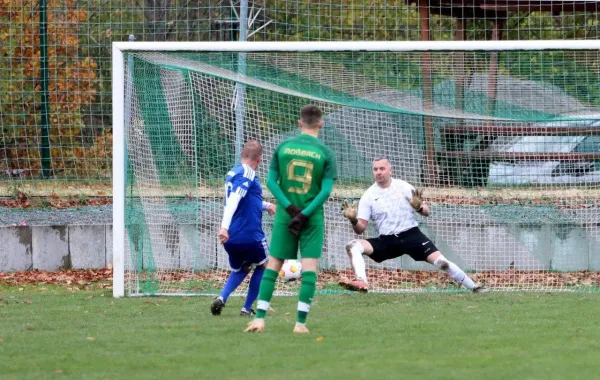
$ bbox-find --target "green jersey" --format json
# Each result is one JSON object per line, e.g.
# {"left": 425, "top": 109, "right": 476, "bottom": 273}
{"left": 270, "top": 134, "right": 337, "bottom": 225}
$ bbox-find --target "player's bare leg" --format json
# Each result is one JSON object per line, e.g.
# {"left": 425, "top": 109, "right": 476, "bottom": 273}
{"left": 339, "top": 239, "right": 370, "bottom": 292}
{"left": 244, "top": 318, "right": 265, "bottom": 332}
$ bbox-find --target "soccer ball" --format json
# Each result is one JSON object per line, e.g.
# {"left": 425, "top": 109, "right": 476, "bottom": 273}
{"left": 279, "top": 260, "right": 302, "bottom": 281}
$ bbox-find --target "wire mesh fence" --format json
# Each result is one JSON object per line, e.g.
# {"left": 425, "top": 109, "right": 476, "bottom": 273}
{"left": 1, "top": 1, "right": 600, "bottom": 194}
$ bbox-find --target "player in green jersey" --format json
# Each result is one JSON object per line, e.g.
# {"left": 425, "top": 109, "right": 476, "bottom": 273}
{"left": 244, "top": 104, "right": 337, "bottom": 334}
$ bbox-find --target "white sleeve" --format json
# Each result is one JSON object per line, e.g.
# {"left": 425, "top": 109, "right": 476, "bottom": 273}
{"left": 405, "top": 183, "right": 416, "bottom": 201}
{"left": 261, "top": 201, "right": 272, "bottom": 211}
{"left": 357, "top": 193, "right": 372, "bottom": 221}
{"left": 407, "top": 182, "right": 416, "bottom": 196}
{"left": 220, "top": 191, "right": 242, "bottom": 230}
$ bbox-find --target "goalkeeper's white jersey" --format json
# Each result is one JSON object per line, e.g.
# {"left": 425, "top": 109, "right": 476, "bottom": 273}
{"left": 357, "top": 178, "right": 418, "bottom": 236}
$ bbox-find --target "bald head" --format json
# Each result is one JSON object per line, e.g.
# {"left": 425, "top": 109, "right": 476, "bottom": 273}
{"left": 242, "top": 140, "right": 262, "bottom": 165}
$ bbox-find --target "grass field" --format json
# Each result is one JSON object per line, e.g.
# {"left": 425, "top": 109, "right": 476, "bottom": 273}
{"left": 1, "top": 286, "right": 599, "bottom": 380}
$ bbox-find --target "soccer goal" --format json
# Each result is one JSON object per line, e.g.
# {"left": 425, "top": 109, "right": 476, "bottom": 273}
{"left": 112, "top": 40, "right": 600, "bottom": 297}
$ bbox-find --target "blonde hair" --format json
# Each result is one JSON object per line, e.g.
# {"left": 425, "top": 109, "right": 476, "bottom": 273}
{"left": 241, "top": 140, "right": 262, "bottom": 160}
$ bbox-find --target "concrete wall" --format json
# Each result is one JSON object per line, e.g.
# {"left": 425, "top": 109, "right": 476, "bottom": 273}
{"left": 0, "top": 225, "right": 110, "bottom": 271}
{"left": 1, "top": 222, "right": 599, "bottom": 272}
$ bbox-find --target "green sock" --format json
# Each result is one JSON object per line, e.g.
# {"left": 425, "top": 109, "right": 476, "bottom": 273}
{"left": 297, "top": 271, "right": 317, "bottom": 324}
{"left": 255, "top": 268, "right": 278, "bottom": 319}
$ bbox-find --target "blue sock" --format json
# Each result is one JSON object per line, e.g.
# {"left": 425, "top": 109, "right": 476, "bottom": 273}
{"left": 244, "top": 266, "right": 265, "bottom": 311}
{"left": 220, "top": 270, "right": 248, "bottom": 302}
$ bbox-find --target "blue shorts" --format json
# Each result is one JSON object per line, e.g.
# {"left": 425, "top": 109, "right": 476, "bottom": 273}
{"left": 223, "top": 239, "right": 269, "bottom": 272}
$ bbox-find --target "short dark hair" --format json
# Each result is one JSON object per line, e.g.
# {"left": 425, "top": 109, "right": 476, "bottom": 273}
{"left": 300, "top": 104, "right": 322, "bottom": 126}
{"left": 373, "top": 155, "right": 390, "bottom": 163}
{"left": 241, "top": 139, "right": 262, "bottom": 160}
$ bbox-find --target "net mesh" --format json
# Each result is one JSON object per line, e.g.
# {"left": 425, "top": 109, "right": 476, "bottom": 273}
{"left": 122, "top": 49, "right": 600, "bottom": 295}
{"left": 3, "top": 1, "right": 600, "bottom": 190}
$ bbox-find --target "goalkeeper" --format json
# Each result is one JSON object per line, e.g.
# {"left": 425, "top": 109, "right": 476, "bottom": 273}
{"left": 245, "top": 105, "right": 337, "bottom": 334}
{"left": 339, "top": 156, "right": 487, "bottom": 293}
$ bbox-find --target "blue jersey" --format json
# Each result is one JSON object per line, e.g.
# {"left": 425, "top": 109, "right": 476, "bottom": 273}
{"left": 224, "top": 163, "right": 265, "bottom": 244}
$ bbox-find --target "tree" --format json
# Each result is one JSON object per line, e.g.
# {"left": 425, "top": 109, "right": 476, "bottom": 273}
{"left": 0, "top": 0, "right": 99, "bottom": 177}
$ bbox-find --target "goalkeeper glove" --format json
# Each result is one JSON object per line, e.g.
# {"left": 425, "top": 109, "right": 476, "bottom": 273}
{"left": 406, "top": 188, "right": 424, "bottom": 212}
{"left": 288, "top": 212, "right": 309, "bottom": 236}
{"left": 286, "top": 204, "right": 302, "bottom": 217}
{"left": 342, "top": 199, "right": 359, "bottom": 225}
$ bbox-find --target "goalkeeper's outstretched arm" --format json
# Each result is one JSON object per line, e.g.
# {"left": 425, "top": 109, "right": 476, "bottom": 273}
{"left": 342, "top": 200, "right": 368, "bottom": 234}
{"left": 406, "top": 188, "right": 430, "bottom": 217}
{"left": 418, "top": 204, "right": 430, "bottom": 217}
{"left": 351, "top": 219, "right": 368, "bottom": 234}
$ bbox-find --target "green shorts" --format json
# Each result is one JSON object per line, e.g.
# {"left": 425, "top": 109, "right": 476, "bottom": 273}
{"left": 269, "top": 223, "right": 324, "bottom": 260}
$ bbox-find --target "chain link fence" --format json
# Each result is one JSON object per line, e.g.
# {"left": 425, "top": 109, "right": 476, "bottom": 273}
{"left": 1, "top": 1, "right": 599, "bottom": 195}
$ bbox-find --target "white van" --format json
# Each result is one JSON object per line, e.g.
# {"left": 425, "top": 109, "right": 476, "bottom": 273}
{"left": 487, "top": 114, "right": 600, "bottom": 185}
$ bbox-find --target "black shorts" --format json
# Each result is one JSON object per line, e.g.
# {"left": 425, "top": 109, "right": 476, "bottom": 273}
{"left": 367, "top": 227, "right": 438, "bottom": 263}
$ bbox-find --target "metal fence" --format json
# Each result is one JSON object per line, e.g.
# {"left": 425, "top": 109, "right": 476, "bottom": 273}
{"left": 1, "top": 0, "right": 599, "bottom": 193}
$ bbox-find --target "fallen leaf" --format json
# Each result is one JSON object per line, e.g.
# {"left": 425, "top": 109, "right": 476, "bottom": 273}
{"left": 316, "top": 336, "right": 325, "bottom": 342}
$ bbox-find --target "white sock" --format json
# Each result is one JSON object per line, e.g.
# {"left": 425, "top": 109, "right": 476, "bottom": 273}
{"left": 447, "top": 261, "right": 475, "bottom": 290}
{"left": 433, "top": 256, "right": 475, "bottom": 290}
{"left": 350, "top": 243, "right": 368, "bottom": 283}
{"left": 256, "top": 300, "right": 270, "bottom": 311}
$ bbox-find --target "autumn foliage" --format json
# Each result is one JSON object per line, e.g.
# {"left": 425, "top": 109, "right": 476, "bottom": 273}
{"left": 0, "top": 268, "right": 113, "bottom": 290}
{"left": 0, "top": 0, "right": 106, "bottom": 178}
{"left": 0, "top": 267, "right": 597, "bottom": 291}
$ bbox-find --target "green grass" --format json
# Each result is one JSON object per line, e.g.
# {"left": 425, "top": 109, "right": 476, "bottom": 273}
{"left": 1, "top": 286, "right": 599, "bottom": 380}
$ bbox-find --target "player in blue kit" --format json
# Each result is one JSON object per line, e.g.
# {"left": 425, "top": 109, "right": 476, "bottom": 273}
{"left": 211, "top": 140, "right": 276, "bottom": 316}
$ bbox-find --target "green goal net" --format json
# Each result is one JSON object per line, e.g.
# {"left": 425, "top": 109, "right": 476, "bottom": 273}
{"left": 113, "top": 42, "right": 600, "bottom": 296}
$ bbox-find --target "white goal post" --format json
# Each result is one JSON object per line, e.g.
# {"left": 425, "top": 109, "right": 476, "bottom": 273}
{"left": 113, "top": 40, "right": 600, "bottom": 297}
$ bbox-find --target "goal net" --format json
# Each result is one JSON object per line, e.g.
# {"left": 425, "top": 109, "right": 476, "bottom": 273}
{"left": 112, "top": 41, "right": 600, "bottom": 297}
